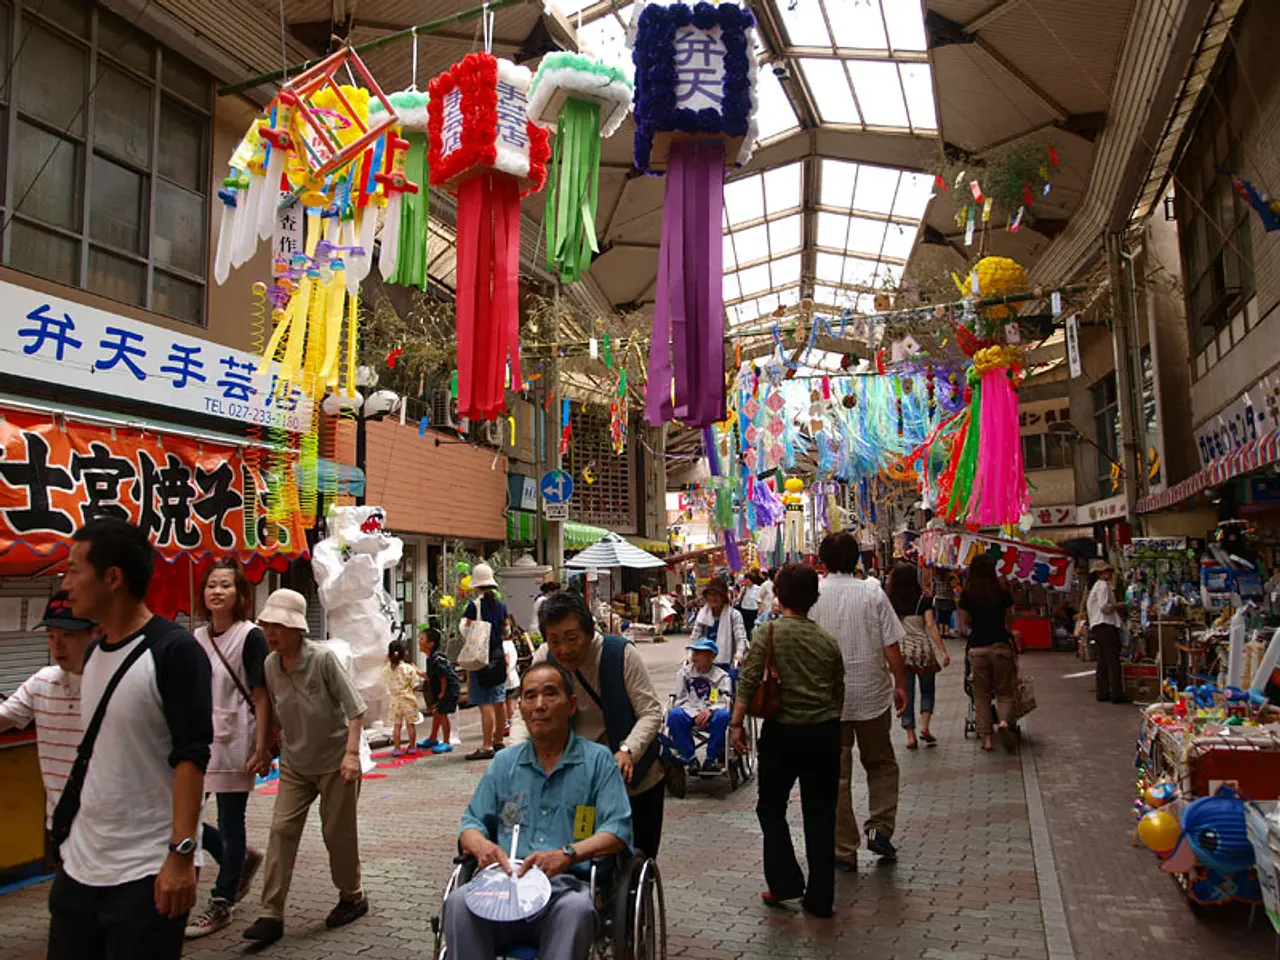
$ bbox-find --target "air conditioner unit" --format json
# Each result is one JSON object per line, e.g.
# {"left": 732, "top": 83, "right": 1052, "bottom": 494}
{"left": 483, "top": 420, "right": 502, "bottom": 447}
{"left": 432, "top": 389, "right": 469, "bottom": 434}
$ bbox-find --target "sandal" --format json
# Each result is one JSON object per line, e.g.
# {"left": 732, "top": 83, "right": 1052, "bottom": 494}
{"left": 465, "top": 748, "right": 495, "bottom": 761}
{"left": 981, "top": 741, "right": 995, "bottom": 752}
{"left": 920, "top": 732, "right": 937, "bottom": 745}
{"left": 905, "top": 738, "right": 919, "bottom": 750}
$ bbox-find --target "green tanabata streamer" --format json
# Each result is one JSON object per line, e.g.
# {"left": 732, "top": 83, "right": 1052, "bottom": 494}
{"left": 545, "top": 98, "right": 601, "bottom": 283}
{"left": 947, "top": 379, "right": 982, "bottom": 520}
{"left": 713, "top": 476, "right": 736, "bottom": 531}
{"left": 390, "top": 130, "right": 431, "bottom": 289}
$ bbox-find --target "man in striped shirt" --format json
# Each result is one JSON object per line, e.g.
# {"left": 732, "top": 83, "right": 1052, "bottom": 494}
{"left": 0, "top": 591, "right": 96, "bottom": 828}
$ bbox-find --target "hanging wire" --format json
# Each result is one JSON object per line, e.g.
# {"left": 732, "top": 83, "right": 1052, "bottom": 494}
{"left": 482, "top": 2, "right": 494, "bottom": 55}
{"left": 279, "top": 0, "right": 289, "bottom": 81}
{"left": 409, "top": 25, "right": 419, "bottom": 90}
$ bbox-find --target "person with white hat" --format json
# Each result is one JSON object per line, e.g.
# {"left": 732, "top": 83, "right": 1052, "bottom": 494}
{"left": 242, "top": 589, "right": 369, "bottom": 946}
{"left": 460, "top": 563, "right": 511, "bottom": 761}
{"left": 1087, "top": 559, "right": 1130, "bottom": 704}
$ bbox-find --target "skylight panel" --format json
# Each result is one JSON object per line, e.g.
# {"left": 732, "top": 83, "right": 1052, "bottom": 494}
{"left": 723, "top": 233, "right": 738, "bottom": 271}
{"left": 723, "top": 272, "right": 742, "bottom": 302}
{"left": 899, "top": 63, "right": 937, "bottom": 130}
{"left": 842, "top": 256, "right": 881, "bottom": 286}
{"left": 763, "top": 163, "right": 803, "bottom": 213}
{"left": 848, "top": 61, "right": 908, "bottom": 128}
{"left": 800, "top": 58, "right": 859, "bottom": 124}
{"left": 772, "top": 254, "right": 802, "bottom": 286}
{"left": 737, "top": 263, "right": 771, "bottom": 297}
{"left": 769, "top": 214, "right": 803, "bottom": 254}
{"left": 813, "top": 283, "right": 847, "bottom": 306}
{"left": 815, "top": 252, "right": 845, "bottom": 283}
{"left": 723, "top": 175, "right": 764, "bottom": 226}
{"left": 828, "top": 0, "right": 888, "bottom": 51}
{"left": 882, "top": 0, "right": 928, "bottom": 51}
{"left": 820, "top": 160, "right": 858, "bottom": 207}
{"left": 731, "top": 223, "right": 769, "bottom": 264}
{"left": 816, "top": 212, "right": 850, "bottom": 251}
{"left": 893, "top": 171, "right": 936, "bottom": 220}
{"left": 846, "top": 216, "right": 887, "bottom": 257}
{"left": 578, "top": 6, "right": 634, "bottom": 79}
{"left": 755, "top": 67, "right": 801, "bottom": 141}
{"left": 852, "top": 164, "right": 898, "bottom": 215}
{"left": 778, "top": 1, "right": 830, "bottom": 46}
{"left": 880, "top": 222, "right": 916, "bottom": 260}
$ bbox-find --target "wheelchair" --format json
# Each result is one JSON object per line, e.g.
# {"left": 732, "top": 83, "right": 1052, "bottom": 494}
{"left": 431, "top": 849, "right": 667, "bottom": 960}
{"left": 658, "top": 696, "right": 757, "bottom": 797}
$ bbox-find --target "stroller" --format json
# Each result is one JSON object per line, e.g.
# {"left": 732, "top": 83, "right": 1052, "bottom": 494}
{"left": 962, "top": 643, "right": 1022, "bottom": 740}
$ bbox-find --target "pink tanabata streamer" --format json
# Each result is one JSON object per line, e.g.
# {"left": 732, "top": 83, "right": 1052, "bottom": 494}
{"left": 968, "top": 368, "right": 1028, "bottom": 526}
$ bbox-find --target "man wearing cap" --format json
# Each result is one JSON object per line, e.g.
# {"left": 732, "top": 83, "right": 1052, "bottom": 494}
{"left": 1087, "top": 560, "right": 1130, "bottom": 704}
{"left": 242, "top": 588, "right": 369, "bottom": 945}
{"left": 668, "top": 639, "right": 734, "bottom": 774}
{"left": 0, "top": 591, "right": 96, "bottom": 837}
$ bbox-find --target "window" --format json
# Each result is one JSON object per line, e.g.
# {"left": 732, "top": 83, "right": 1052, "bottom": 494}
{"left": 1022, "top": 434, "right": 1046, "bottom": 471}
{"left": 1022, "top": 434, "right": 1071, "bottom": 472}
{"left": 1174, "top": 49, "right": 1255, "bottom": 361}
{"left": 1092, "top": 374, "right": 1121, "bottom": 494}
{"left": 1, "top": 2, "right": 211, "bottom": 324}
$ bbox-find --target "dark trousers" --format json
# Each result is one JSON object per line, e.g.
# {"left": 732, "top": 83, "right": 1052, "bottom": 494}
{"left": 48, "top": 870, "right": 186, "bottom": 960}
{"left": 739, "top": 608, "right": 757, "bottom": 641}
{"left": 202, "top": 790, "right": 250, "bottom": 903}
{"left": 756, "top": 717, "right": 840, "bottom": 917}
{"left": 1092, "top": 624, "right": 1124, "bottom": 701}
{"left": 629, "top": 779, "right": 666, "bottom": 859}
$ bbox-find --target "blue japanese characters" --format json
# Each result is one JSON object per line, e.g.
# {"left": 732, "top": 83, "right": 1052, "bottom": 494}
{"left": 631, "top": 1, "right": 760, "bottom": 173}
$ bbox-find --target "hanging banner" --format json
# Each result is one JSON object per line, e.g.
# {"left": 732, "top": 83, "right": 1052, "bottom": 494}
{"left": 1065, "top": 314, "right": 1082, "bottom": 378}
{"left": 917, "top": 529, "right": 1074, "bottom": 589}
{"left": 0, "top": 409, "right": 307, "bottom": 572}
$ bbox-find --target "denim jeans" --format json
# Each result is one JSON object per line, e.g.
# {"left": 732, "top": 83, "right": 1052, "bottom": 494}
{"left": 901, "top": 670, "right": 937, "bottom": 730}
{"left": 201, "top": 791, "right": 249, "bottom": 904}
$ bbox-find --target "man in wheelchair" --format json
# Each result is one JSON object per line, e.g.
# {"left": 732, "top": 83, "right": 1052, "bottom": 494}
{"left": 446, "top": 662, "right": 633, "bottom": 960}
{"left": 668, "top": 638, "right": 733, "bottom": 774}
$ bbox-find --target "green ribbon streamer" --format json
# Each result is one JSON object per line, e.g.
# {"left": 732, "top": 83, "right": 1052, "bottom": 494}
{"left": 947, "top": 378, "right": 982, "bottom": 519}
{"left": 544, "top": 98, "right": 601, "bottom": 283}
{"left": 390, "top": 132, "right": 430, "bottom": 289}
{"left": 603, "top": 332, "right": 613, "bottom": 368}
{"left": 618, "top": 368, "right": 627, "bottom": 398}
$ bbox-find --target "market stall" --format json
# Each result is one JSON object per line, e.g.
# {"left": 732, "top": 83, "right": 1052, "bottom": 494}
{"left": 565, "top": 532, "right": 667, "bottom": 632}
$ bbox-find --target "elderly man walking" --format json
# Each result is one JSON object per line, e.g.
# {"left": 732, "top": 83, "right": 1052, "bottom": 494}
{"left": 810, "top": 533, "right": 908, "bottom": 868}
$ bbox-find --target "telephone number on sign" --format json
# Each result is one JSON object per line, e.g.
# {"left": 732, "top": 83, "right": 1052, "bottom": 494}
{"left": 227, "top": 402, "right": 304, "bottom": 432}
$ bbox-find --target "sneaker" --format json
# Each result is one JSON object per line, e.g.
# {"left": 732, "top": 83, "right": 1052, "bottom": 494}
{"left": 236, "top": 848, "right": 264, "bottom": 903}
{"left": 391, "top": 747, "right": 404, "bottom": 758}
{"left": 242, "top": 916, "right": 284, "bottom": 943}
{"left": 406, "top": 746, "right": 420, "bottom": 756}
{"left": 418, "top": 737, "right": 440, "bottom": 749}
{"left": 185, "top": 900, "right": 232, "bottom": 939}
{"left": 325, "top": 897, "right": 369, "bottom": 929}
{"left": 835, "top": 858, "right": 858, "bottom": 873}
{"left": 688, "top": 759, "right": 701, "bottom": 776}
{"left": 702, "top": 758, "right": 723, "bottom": 774}
{"left": 465, "top": 748, "right": 494, "bottom": 761}
{"left": 431, "top": 742, "right": 454, "bottom": 754}
{"left": 866, "top": 829, "right": 897, "bottom": 860}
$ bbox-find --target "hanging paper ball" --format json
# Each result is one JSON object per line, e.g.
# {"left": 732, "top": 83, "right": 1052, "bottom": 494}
{"left": 439, "top": 595, "right": 456, "bottom": 610}
{"left": 456, "top": 562, "right": 471, "bottom": 573}
{"left": 459, "top": 575, "right": 473, "bottom": 592}
{"left": 962, "top": 256, "right": 1028, "bottom": 320}
{"left": 1145, "top": 780, "right": 1177, "bottom": 808}
{"left": 784, "top": 477, "right": 805, "bottom": 495}
{"left": 1138, "top": 809, "right": 1181, "bottom": 856}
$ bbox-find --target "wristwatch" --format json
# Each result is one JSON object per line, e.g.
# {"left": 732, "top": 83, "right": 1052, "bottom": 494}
{"left": 618, "top": 744, "right": 632, "bottom": 755}
{"left": 729, "top": 722, "right": 744, "bottom": 729}
{"left": 560, "top": 844, "right": 578, "bottom": 865}
{"left": 169, "top": 837, "right": 198, "bottom": 856}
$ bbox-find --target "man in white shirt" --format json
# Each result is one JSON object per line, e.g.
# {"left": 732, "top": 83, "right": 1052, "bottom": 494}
{"left": 811, "top": 533, "right": 908, "bottom": 868}
{"left": 1087, "top": 559, "right": 1129, "bottom": 704}
{"left": 0, "top": 592, "right": 96, "bottom": 831}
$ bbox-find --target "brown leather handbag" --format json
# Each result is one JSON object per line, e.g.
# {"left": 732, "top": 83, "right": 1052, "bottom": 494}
{"left": 747, "top": 622, "right": 781, "bottom": 719}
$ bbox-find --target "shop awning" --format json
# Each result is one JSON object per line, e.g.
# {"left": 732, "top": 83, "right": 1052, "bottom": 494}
{"left": 626, "top": 536, "right": 669, "bottom": 556}
{"left": 1135, "top": 428, "right": 1280, "bottom": 514}
{"left": 565, "top": 521, "right": 610, "bottom": 552}
{"left": 566, "top": 534, "right": 667, "bottom": 570}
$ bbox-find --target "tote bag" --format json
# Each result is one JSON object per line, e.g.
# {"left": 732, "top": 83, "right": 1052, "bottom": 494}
{"left": 456, "top": 617, "right": 492, "bottom": 672}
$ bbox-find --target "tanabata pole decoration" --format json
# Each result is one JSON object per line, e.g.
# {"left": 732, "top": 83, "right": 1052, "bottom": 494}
{"left": 371, "top": 91, "right": 432, "bottom": 288}
{"left": 428, "top": 53, "right": 550, "bottom": 421}
{"left": 782, "top": 477, "right": 805, "bottom": 560}
{"left": 527, "top": 52, "right": 633, "bottom": 283}
{"left": 633, "top": 1, "right": 759, "bottom": 429}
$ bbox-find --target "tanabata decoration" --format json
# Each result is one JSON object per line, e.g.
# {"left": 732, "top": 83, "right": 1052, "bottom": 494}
{"left": 429, "top": 53, "right": 550, "bottom": 421}
{"left": 634, "top": 1, "right": 759, "bottom": 429}
{"left": 370, "top": 90, "right": 431, "bottom": 287}
{"left": 527, "top": 52, "right": 633, "bottom": 283}
{"left": 782, "top": 477, "right": 805, "bottom": 558}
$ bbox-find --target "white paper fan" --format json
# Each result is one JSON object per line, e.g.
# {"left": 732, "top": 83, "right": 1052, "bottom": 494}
{"left": 463, "top": 826, "right": 553, "bottom": 923}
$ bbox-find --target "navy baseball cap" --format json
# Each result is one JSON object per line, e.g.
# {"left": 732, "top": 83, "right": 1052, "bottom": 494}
{"left": 686, "top": 638, "right": 719, "bottom": 656}
{"left": 38, "top": 591, "right": 96, "bottom": 631}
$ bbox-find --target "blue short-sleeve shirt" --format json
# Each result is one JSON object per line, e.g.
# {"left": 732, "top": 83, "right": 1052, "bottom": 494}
{"left": 460, "top": 731, "right": 633, "bottom": 858}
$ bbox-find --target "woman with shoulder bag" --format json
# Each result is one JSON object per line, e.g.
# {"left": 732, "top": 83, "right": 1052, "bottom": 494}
{"left": 888, "top": 565, "right": 950, "bottom": 751}
{"left": 459, "top": 564, "right": 509, "bottom": 761}
{"left": 730, "top": 564, "right": 846, "bottom": 920}
{"left": 186, "top": 560, "right": 271, "bottom": 939}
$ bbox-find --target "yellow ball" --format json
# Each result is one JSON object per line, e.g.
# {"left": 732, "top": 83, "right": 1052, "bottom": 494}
{"left": 964, "top": 256, "right": 1027, "bottom": 320}
{"left": 1137, "top": 808, "right": 1181, "bottom": 856}
{"left": 460, "top": 575, "right": 472, "bottom": 592}
{"left": 784, "top": 477, "right": 805, "bottom": 494}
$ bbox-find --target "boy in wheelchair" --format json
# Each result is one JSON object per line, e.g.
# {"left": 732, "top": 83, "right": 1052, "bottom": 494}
{"left": 444, "top": 662, "right": 633, "bottom": 960}
{"left": 667, "top": 638, "right": 733, "bottom": 774}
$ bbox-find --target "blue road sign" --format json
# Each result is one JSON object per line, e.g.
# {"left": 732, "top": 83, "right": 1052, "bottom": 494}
{"left": 540, "top": 469, "right": 574, "bottom": 504}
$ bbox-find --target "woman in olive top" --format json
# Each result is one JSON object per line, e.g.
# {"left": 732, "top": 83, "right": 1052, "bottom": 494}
{"left": 731, "top": 564, "right": 845, "bottom": 920}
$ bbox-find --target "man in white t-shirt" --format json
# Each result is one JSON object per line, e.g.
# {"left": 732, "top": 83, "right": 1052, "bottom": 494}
{"left": 50, "top": 518, "right": 213, "bottom": 960}
{"left": 1087, "top": 559, "right": 1129, "bottom": 704}
{"left": 0, "top": 591, "right": 96, "bottom": 831}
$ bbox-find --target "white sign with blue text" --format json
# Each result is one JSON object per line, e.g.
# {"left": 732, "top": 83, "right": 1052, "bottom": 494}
{"left": 1, "top": 281, "right": 312, "bottom": 433}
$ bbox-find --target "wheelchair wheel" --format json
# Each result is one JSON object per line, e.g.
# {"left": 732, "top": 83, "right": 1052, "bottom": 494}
{"left": 662, "top": 758, "right": 687, "bottom": 799}
{"left": 431, "top": 858, "right": 477, "bottom": 960}
{"left": 610, "top": 857, "right": 666, "bottom": 960}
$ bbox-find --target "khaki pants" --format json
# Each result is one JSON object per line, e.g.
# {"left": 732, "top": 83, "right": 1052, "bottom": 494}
{"left": 835, "top": 710, "right": 899, "bottom": 860}
{"left": 260, "top": 765, "right": 363, "bottom": 920}
{"left": 970, "top": 644, "right": 1018, "bottom": 735}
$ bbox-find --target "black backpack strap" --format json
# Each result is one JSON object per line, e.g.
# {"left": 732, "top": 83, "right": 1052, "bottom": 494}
{"left": 51, "top": 634, "right": 154, "bottom": 850}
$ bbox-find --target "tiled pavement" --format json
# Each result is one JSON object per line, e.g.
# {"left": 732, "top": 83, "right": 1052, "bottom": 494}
{"left": 3, "top": 636, "right": 1276, "bottom": 958}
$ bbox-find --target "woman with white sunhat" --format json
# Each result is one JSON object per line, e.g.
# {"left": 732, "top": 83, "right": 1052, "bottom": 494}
{"left": 241, "top": 589, "right": 369, "bottom": 946}
{"left": 459, "top": 563, "right": 510, "bottom": 761}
